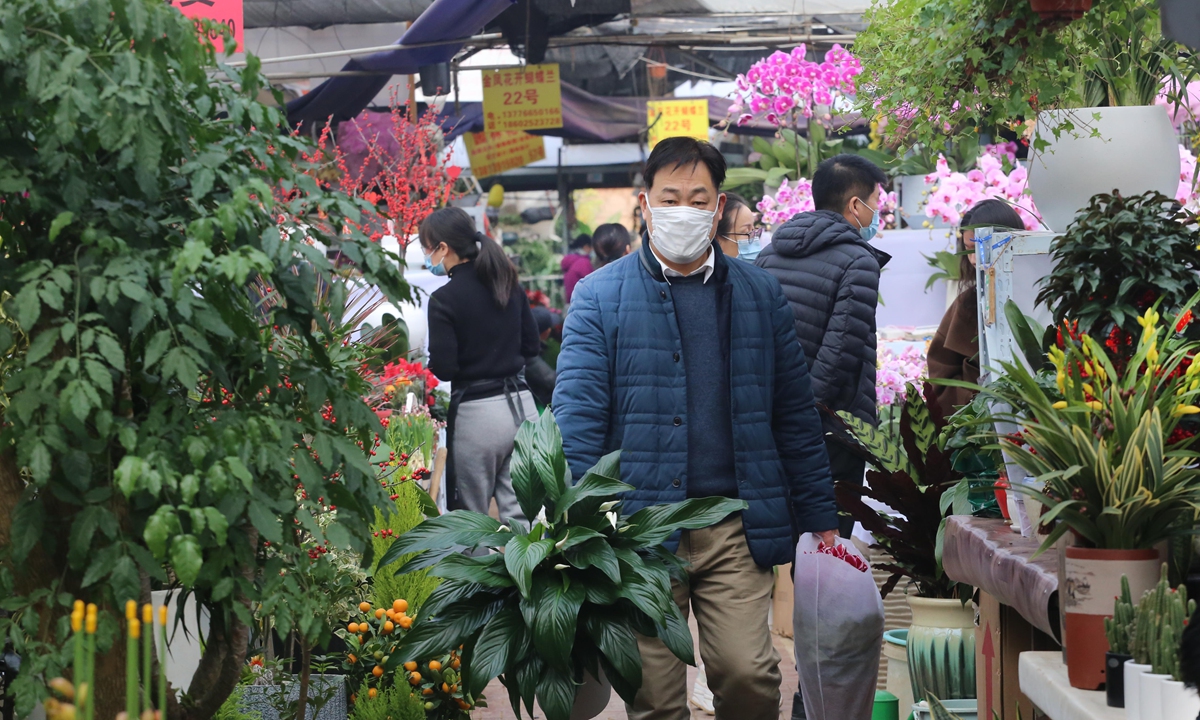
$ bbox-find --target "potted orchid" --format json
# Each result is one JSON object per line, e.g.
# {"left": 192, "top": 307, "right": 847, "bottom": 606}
{"left": 921, "top": 151, "right": 1043, "bottom": 231}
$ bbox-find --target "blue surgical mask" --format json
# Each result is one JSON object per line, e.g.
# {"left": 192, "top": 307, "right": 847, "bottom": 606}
{"left": 854, "top": 199, "right": 880, "bottom": 242}
{"left": 423, "top": 251, "right": 447, "bottom": 277}
{"left": 737, "top": 238, "right": 762, "bottom": 262}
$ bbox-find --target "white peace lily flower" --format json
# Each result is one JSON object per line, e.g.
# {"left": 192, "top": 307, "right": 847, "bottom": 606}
{"left": 605, "top": 511, "right": 619, "bottom": 530}
{"left": 555, "top": 532, "right": 569, "bottom": 550}
{"left": 554, "top": 564, "right": 570, "bottom": 571}
{"left": 497, "top": 524, "right": 510, "bottom": 532}
{"left": 534, "top": 506, "right": 549, "bottom": 527}
{"left": 598, "top": 500, "right": 620, "bottom": 512}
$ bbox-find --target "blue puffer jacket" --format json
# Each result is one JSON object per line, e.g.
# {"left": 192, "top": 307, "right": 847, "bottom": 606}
{"left": 553, "top": 239, "right": 837, "bottom": 568}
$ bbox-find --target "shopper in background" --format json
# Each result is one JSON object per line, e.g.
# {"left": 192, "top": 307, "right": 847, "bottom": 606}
{"left": 525, "top": 305, "right": 560, "bottom": 409}
{"left": 592, "top": 223, "right": 633, "bottom": 267}
{"left": 421, "top": 207, "right": 541, "bottom": 524}
{"left": 561, "top": 233, "right": 594, "bottom": 303}
{"left": 716, "top": 192, "right": 763, "bottom": 261}
{"left": 556, "top": 136, "right": 837, "bottom": 720}
{"left": 927, "top": 199, "right": 1025, "bottom": 410}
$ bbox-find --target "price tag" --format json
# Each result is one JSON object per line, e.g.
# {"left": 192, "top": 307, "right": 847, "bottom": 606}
{"left": 169, "top": 0, "right": 244, "bottom": 53}
{"left": 646, "top": 99, "right": 710, "bottom": 149}
{"left": 482, "top": 64, "right": 563, "bottom": 132}
{"left": 463, "top": 131, "right": 546, "bottom": 179}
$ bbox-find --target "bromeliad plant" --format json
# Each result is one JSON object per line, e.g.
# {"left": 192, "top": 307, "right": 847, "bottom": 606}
{"left": 989, "top": 301, "right": 1200, "bottom": 555}
{"left": 375, "top": 411, "right": 746, "bottom": 720}
{"left": 829, "top": 382, "right": 971, "bottom": 599}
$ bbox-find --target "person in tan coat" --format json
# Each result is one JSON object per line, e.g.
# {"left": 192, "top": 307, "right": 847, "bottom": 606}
{"left": 927, "top": 199, "right": 1025, "bottom": 410}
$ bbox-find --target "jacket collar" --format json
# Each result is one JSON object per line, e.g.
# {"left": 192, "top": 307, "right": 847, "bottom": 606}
{"left": 638, "top": 232, "right": 730, "bottom": 285}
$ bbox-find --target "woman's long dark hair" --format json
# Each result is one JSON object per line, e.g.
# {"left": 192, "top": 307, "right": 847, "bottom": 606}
{"left": 957, "top": 199, "right": 1024, "bottom": 288}
{"left": 419, "top": 207, "right": 519, "bottom": 308}
{"left": 592, "top": 223, "right": 631, "bottom": 267}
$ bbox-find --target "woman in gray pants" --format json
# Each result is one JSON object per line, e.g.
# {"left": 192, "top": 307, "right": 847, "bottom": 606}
{"left": 421, "top": 207, "right": 541, "bottom": 525}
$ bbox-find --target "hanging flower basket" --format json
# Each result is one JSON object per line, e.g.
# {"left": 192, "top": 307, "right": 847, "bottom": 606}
{"left": 1028, "top": 0, "right": 1092, "bottom": 21}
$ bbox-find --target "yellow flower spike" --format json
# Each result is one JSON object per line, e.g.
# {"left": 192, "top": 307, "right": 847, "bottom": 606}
{"left": 1175, "top": 404, "right": 1200, "bottom": 416}
{"left": 125, "top": 601, "right": 137, "bottom": 621}
{"left": 142, "top": 604, "right": 152, "bottom": 624}
{"left": 1052, "top": 401, "right": 1068, "bottom": 410}
{"left": 1147, "top": 342, "right": 1160, "bottom": 365}
{"left": 1082, "top": 383, "right": 1095, "bottom": 396}
{"left": 129, "top": 618, "right": 140, "bottom": 640}
{"left": 1086, "top": 401, "right": 1103, "bottom": 411}
{"left": 159, "top": 606, "right": 168, "bottom": 626}
{"left": 74, "top": 600, "right": 84, "bottom": 616}
{"left": 85, "top": 604, "right": 97, "bottom": 634}
{"left": 1191, "top": 378, "right": 1199, "bottom": 392}
{"left": 71, "top": 611, "right": 82, "bottom": 633}
{"left": 1189, "top": 360, "right": 1200, "bottom": 378}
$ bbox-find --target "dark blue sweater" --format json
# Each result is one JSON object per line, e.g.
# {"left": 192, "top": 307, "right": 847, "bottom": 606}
{"left": 669, "top": 274, "right": 738, "bottom": 499}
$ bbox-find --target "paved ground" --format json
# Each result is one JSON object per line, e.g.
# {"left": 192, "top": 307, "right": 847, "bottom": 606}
{"left": 472, "top": 628, "right": 798, "bottom": 720}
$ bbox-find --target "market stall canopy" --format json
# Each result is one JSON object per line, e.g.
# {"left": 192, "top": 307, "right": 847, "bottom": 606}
{"left": 285, "top": 0, "right": 516, "bottom": 129}
{"left": 245, "top": 0, "right": 434, "bottom": 28}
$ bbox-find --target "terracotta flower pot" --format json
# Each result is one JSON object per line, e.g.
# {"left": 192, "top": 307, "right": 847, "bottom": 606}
{"left": 1029, "top": 0, "right": 1093, "bottom": 20}
{"left": 1062, "top": 547, "right": 1161, "bottom": 690}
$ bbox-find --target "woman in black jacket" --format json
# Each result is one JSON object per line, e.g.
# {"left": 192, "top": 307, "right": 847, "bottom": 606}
{"left": 420, "top": 207, "right": 541, "bottom": 523}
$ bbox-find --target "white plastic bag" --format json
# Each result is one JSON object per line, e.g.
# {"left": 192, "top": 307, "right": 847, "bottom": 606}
{"left": 793, "top": 532, "right": 885, "bottom": 720}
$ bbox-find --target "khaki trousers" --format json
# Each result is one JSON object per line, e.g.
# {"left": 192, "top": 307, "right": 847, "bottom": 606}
{"left": 627, "top": 516, "right": 782, "bottom": 720}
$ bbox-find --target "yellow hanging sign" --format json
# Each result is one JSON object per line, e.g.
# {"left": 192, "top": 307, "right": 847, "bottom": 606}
{"left": 646, "top": 99, "right": 710, "bottom": 149}
{"left": 481, "top": 63, "right": 563, "bottom": 132}
{"left": 463, "top": 131, "right": 546, "bottom": 179}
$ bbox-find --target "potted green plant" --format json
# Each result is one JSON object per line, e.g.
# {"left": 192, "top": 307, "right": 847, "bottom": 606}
{"left": 829, "top": 383, "right": 976, "bottom": 705}
{"left": 1125, "top": 566, "right": 1197, "bottom": 719}
{"left": 1035, "top": 191, "right": 1200, "bottom": 354}
{"left": 983, "top": 300, "right": 1200, "bottom": 689}
{"left": 374, "top": 411, "right": 746, "bottom": 720}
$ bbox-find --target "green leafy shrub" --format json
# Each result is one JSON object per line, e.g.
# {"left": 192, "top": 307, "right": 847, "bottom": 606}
{"left": 370, "top": 482, "right": 441, "bottom": 616}
{"left": 0, "top": 0, "right": 407, "bottom": 714}
{"left": 348, "top": 682, "right": 425, "bottom": 720}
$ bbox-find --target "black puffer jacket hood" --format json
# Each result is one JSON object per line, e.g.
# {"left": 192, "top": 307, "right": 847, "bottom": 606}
{"left": 756, "top": 210, "right": 890, "bottom": 426}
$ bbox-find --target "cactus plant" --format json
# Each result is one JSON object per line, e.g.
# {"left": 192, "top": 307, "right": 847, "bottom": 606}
{"left": 1128, "top": 564, "right": 1196, "bottom": 680}
{"left": 1105, "top": 574, "right": 1135, "bottom": 655}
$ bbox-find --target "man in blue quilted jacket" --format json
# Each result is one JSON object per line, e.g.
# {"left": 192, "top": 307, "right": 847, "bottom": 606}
{"left": 553, "top": 137, "right": 838, "bottom": 720}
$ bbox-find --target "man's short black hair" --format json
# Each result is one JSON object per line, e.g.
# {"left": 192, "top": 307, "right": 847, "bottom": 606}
{"left": 643, "top": 137, "right": 726, "bottom": 191}
{"left": 812, "top": 154, "right": 888, "bottom": 212}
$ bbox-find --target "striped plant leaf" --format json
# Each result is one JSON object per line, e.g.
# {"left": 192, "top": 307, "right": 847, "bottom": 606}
{"left": 836, "top": 410, "right": 917, "bottom": 478}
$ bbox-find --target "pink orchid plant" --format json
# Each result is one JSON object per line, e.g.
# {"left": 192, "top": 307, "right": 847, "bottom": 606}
{"left": 877, "top": 345, "right": 927, "bottom": 408}
{"left": 923, "top": 153, "right": 1043, "bottom": 230}
{"left": 730, "top": 44, "right": 862, "bottom": 127}
{"left": 757, "top": 181, "right": 896, "bottom": 230}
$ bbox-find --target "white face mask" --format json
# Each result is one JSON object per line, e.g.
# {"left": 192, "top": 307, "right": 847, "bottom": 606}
{"left": 645, "top": 205, "right": 717, "bottom": 264}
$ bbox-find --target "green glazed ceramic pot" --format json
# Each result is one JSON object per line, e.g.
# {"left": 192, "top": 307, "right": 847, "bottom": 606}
{"left": 906, "top": 596, "right": 977, "bottom": 702}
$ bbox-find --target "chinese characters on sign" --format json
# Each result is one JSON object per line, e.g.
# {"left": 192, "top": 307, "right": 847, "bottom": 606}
{"left": 646, "top": 99, "right": 710, "bottom": 149}
{"left": 170, "top": 0, "right": 244, "bottom": 53}
{"left": 463, "top": 131, "right": 546, "bottom": 179}
{"left": 481, "top": 64, "right": 563, "bottom": 132}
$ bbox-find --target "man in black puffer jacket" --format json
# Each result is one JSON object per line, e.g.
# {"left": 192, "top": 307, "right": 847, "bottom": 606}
{"left": 757, "top": 154, "right": 891, "bottom": 533}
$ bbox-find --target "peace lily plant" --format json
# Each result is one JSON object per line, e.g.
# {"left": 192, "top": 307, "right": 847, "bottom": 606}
{"left": 375, "top": 411, "right": 746, "bottom": 720}
{"left": 983, "top": 301, "right": 1200, "bottom": 555}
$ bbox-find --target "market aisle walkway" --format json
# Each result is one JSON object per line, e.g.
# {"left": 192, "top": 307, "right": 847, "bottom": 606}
{"left": 473, "top": 627, "right": 798, "bottom": 720}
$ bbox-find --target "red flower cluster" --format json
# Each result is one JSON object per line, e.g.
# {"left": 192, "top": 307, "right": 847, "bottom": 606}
{"left": 527, "top": 289, "right": 550, "bottom": 308}
{"left": 813, "top": 541, "right": 869, "bottom": 573}
{"left": 380, "top": 359, "right": 439, "bottom": 391}
{"left": 1178, "top": 309, "right": 1195, "bottom": 334}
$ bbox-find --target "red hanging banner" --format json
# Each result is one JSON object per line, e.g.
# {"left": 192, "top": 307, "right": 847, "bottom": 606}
{"left": 169, "top": 0, "right": 244, "bottom": 54}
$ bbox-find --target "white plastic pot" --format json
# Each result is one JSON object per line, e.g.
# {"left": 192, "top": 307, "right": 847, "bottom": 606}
{"left": 1124, "top": 661, "right": 1152, "bottom": 720}
{"left": 1140, "top": 672, "right": 1172, "bottom": 719}
{"left": 1028, "top": 106, "right": 1180, "bottom": 233}
{"left": 1161, "top": 679, "right": 1200, "bottom": 720}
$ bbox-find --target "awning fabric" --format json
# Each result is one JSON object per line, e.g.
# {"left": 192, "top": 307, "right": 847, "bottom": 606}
{"left": 285, "top": 0, "right": 516, "bottom": 129}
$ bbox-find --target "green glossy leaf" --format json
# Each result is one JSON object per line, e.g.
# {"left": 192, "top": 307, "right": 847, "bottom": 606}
{"left": 533, "top": 410, "right": 568, "bottom": 504}
{"left": 557, "top": 451, "right": 629, "bottom": 514}
{"left": 655, "top": 597, "right": 695, "bottom": 665}
{"left": 467, "top": 603, "right": 528, "bottom": 697}
{"left": 247, "top": 499, "right": 282, "bottom": 544}
{"left": 504, "top": 534, "right": 555, "bottom": 598}
{"left": 623, "top": 497, "right": 747, "bottom": 546}
{"left": 533, "top": 576, "right": 585, "bottom": 670}
{"left": 170, "top": 534, "right": 203, "bottom": 586}
{"left": 584, "top": 608, "right": 641, "bottom": 689}
{"left": 536, "top": 665, "right": 576, "bottom": 720}
{"left": 564, "top": 537, "right": 621, "bottom": 583}
{"left": 431, "top": 553, "right": 516, "bottom": 588}
{"left": 377, "top": 511, "right": 503, "bottom": 568}
{"left": 395, "top": 594, "right": 505, "bottom": 665}
{"left": 48, "top": 211, "right": 74, "bottom": 242}
{"left": 510, "top": 421, "right": 548, "bottom": 522}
